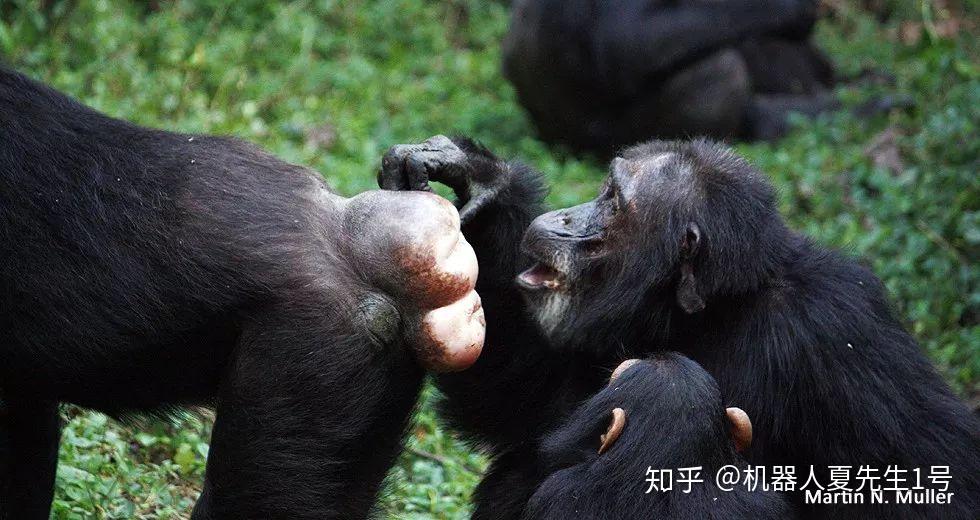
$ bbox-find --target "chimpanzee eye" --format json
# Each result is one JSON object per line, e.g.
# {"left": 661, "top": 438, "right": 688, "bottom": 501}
{"left": 598, "top": 180, "right": 613, "bottom": 198}
{"left": 603, "top": 183, "right": 618, "bottom": 201}
{"left": 610, "top": 189, "right": 621, "bottom": 213}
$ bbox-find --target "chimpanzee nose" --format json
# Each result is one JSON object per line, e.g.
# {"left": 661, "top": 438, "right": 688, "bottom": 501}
{"left": 548, "top": 211, "right": 578, "bottom": 238}
{"left": 528, "top": 203, "right": 597, "bottom": 241}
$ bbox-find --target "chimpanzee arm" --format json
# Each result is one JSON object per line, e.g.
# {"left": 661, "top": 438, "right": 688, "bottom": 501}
{"left": 379, "top": 137, "right": 599, "bottom": 447}
{"left": 594, "top": 0, "right": 818, "bottom": 95}
{"left": 449, "top": 138, "right": 547, "bottom": 288}
{"left": 378, "top": 135, "right": 547, "bottom": 295}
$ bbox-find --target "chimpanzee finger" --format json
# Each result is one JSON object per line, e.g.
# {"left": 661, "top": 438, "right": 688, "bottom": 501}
{"left": 418, "top": 136, "right": 469, "bottom": 194}
{"left": 405, "top": 154, "right": 434, "bottom": 192}
{"left": 378, "top": 145, "right": 412, "bottom": 191}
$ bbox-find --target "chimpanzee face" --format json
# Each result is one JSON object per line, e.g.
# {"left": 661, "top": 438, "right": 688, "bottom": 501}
{"left": 342, "top": 190, "right": 486, "bottom": 372}
{"left": 517, "top": 151, "right": 692, "bottom": 345}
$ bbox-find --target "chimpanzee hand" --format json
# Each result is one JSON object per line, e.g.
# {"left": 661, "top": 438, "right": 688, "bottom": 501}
{"left": 379, "top": 135, "right": 509, "bottom": 224}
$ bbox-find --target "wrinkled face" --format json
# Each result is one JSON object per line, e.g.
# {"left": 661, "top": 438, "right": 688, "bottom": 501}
{"left": 518, "top": 153, "right": 682, "bottom": 340}
{"left": 342, "top": 190, "right": 485, "bottom": 372}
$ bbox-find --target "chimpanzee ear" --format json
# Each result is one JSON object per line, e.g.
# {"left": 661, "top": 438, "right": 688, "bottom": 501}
{"left": 597, "top": 408, "right": 626, "bottom": 455}
{"left": 726, "top": 407, "right": 752, "bottom": 453}
{"left": 676, "top": 222, "right": 704, "bottom": 313}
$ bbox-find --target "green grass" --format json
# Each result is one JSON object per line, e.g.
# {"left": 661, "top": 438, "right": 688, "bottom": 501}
{"left": 2, "top": 0, "right": 977, "bottom": 518}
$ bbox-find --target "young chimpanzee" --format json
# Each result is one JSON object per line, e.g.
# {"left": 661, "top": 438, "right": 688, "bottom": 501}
{"left": 0, "top": 68, "right": 486, "bottom": 519}
{"left": 379, "top": 136, "right": 980, "bottom": 519}
{"left": 503, "top": 0, "right": 837, "bottom": 155}
{"left": 524, "top": 354, "right": 793, "bottom": 519}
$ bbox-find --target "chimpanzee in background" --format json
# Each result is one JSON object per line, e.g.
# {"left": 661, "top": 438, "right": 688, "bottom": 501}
{"left": 379, "top": 136, "right": 980, "bottom": 519}
{"left": 524, "top": 354, "right": 794, "bottom": 519}
{"left": 503, "top": 0, "right": 837, "bottom": 155}
{"left": 0, "top": 68, "right": 488, "bottom": 519}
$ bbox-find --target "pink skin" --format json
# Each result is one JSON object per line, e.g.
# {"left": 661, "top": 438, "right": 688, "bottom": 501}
{"left": 610, "top": 358, "right": 641, "bottom": 383}
{"left": 340, "top": 190, "right": 485, "bottom": 372}
{"left": 419, "top": 290, "right": 485, "bottom": 370}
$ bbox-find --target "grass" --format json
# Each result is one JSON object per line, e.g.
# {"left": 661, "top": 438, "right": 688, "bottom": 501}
{"left": 1, "top": 0, "right": 976, "bottom": 518}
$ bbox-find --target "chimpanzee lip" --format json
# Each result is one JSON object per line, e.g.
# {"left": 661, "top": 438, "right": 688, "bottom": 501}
{"left": 517, "top": 261, "right": 564, "bottom": 291}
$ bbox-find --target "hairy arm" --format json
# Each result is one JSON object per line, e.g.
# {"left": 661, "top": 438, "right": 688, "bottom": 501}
{"left": 379, "top": 136, "right": 546, "bottom": 293}
{"left": 379, "top": 137, "right": 597, "bottom": 448}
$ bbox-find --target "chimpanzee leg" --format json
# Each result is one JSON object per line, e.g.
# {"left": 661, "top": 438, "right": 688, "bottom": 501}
{"left": 190, "top": 307, "right": 423, "bottom": 520}
{"left": 0, "top": 399, "right": 61, "bottom": 520}
{"left": 745, "top": 92, "right": 840, "bottom": 140}
{"left": 734, "top": 37, "right": 840, "bottom": 140}
{"left": 738, "top": 38, "right": 835, "bottom": 95}
{"left": 621, "top": 48, "right": 753, "bottom": 142}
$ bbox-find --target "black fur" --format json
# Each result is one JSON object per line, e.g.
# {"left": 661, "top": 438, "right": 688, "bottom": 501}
{"left": 381, "top": 137, "right": 980, "bottom": 519}
{"left": 503, "top": 0, "right": 836, "bottom": 155}
{"left": 0, "top": 68, "right": 426, "bottom": 519}
{"left": 524, "top": 353, "right": 794, "bottom": 519}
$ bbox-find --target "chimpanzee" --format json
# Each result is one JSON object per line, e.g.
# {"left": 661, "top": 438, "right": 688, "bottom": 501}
{"left": 503, "top": 0, "right": 837, "bottom": 155}
{"left": 379, "top": 136, "right": 980, "bottom": 519}
{"left": 0, "top": 68, "right": 487, "bottom": 519}
{"left": 524, "top": 354, "right": 794, "bottom": 519}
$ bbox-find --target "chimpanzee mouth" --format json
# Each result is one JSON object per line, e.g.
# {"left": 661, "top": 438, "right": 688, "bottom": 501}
{"left": 517, "top": 262, "right": 565, "bottom": 291}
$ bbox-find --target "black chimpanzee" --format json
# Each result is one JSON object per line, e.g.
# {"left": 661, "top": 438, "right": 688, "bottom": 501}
{"left": 524, "top": 354, "right": 794, "bottom": 519}
{"left": 0, "top": 68, "right": 487, "bottom": 519}
{"left": 379, "top": 136, "right": 980, "bottom": 519}
{"left": 503, "top": 0, "right": 837, "bottom": 155}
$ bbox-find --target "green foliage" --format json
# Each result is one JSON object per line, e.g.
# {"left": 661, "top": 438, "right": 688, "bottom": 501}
{"left": 1, "top": 0, "right": 976, "bottom": 518}
{"left": 381, "top": 387, "right": 486, "bottom": 519}
{"left": 51, "top": 409, "right": 209, "bottom": 519}
{"left": 742, "top": 3, "right": 979, "bottom": 392}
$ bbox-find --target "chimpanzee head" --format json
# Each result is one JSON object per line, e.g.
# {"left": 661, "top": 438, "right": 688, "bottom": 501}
{"left": 517, "top": 139, "right": 788, "bottom": 350}
{"left": 341, "top": 190, "right": 486, "bottom": 372}
{"left": 539, "top": 354, "right": 751, "bottom": 470}
{"left": 526, "top": 354, "right": 752, "bottom": 518}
